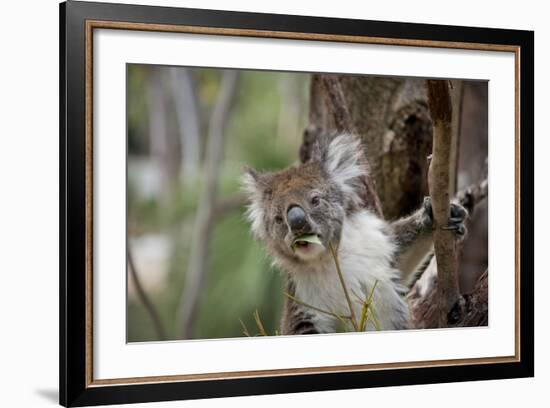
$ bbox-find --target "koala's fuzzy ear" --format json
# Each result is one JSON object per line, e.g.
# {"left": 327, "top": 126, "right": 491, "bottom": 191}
{"left": 242, "top": 166, "right": 270, "bottom": 197}
{"left": 241, "top": 166, "right": 270, "bottom": 239}
{"left": 322, "top": 134, "right": 366, "bottom": 208}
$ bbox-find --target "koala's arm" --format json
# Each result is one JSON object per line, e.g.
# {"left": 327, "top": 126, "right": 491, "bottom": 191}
{"left": 280, "top": 279, "right": 320, "bottom": 335}
{"left": 390, "top": 197, "right": 467, "bottom": 280}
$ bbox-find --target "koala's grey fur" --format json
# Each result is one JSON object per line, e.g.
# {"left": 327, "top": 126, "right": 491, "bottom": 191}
{"left": 243, "top": 133, "right": 467, "bottom": 335}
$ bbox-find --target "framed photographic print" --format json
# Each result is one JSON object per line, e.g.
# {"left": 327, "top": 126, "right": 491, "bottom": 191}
{"left": 59, "top": 0, "right": 534, "bottom": 406}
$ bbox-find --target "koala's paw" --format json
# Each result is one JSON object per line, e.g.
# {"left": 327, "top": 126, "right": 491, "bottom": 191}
{"left": 422, "top": 196, "right": 468, "bottom": 237}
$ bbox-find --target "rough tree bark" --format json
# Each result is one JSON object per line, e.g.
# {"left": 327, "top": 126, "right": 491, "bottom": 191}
{"left": 303, "top": 74, "right": 433, "bottom": 220}
{"left": 302, "top": 74, "right": 487, "bottom": 329}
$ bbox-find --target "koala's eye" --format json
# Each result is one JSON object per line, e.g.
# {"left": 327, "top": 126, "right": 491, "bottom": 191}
{"left": 274, "top": 215, "right": 284, "bottom": 225}
{"left": 311, "top": 196, "right": 321, "bottom": 206}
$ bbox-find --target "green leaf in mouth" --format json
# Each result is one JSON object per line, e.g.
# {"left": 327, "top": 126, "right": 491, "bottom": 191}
{"left": 292, "top": 234, "right": 323, "bottom": 251}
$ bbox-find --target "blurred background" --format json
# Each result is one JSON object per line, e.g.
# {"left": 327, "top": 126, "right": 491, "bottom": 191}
{"left": 127, "top": 65, "right": 309, "bottom": 341}
{"left": 127, "top": 65, "right": 488, "bottom": 342}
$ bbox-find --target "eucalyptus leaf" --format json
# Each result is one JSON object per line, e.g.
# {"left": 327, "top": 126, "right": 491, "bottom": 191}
{"left": 292, "top": 234, "right": 323, "bottom": 250}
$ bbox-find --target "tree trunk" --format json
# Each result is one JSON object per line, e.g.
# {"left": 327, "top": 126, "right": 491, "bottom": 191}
{"left": 304, "top": 74, "right": 433, "bottom": 220}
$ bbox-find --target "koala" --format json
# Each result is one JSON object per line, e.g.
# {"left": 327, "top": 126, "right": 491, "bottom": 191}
{"left": 242, "top": 133, "right": 467, "bottom": 335}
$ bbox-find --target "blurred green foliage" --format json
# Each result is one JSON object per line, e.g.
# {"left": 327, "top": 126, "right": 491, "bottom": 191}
{"left": 127, "top": 65, "right": 309, "bottom": 341}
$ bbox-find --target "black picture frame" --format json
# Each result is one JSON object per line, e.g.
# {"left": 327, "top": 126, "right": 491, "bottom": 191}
{"left": 60, "top": 1, "right": 534, "bottom": 406}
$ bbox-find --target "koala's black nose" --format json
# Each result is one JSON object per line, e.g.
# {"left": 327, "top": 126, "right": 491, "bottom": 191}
{"left": 287, "top": 205, "right": 308, "bottom": 232}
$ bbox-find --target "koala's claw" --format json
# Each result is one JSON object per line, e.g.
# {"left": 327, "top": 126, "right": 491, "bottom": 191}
{"left": 423, "top": 196, "right": 468, "bottom": 237}
{"left": 449, "top": 201, "right": 468, "bottom": 220}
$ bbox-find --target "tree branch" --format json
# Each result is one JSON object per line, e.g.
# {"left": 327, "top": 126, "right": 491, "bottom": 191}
{"left": 146, "top": 68, "right": 178, "bottom": 204}
{"left": 169, "top": 67, "right": 201, "bottom": 184}
{"left": 426, "top": 79, "right": 461, "bottom": 327}
{"left": 177, "top": 70, "right": 240, "bottom": 339}
{"left": 449, "top": 80, "right": 464, "bottom": 194}
{"left": 407, "top": 173, "right": 489, "bottom": 306}
{"left": 127, "top": 247, "right": 167, "bottom": 340}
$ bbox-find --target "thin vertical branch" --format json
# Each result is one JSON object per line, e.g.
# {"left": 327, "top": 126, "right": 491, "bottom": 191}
{"left": 127, "top": 248, "right": 167, "bottom": 340}
{"left": 146, "top": 68, "right": 178, "bottom": 203}
{"left": 449, "top": 80, "right": 464, "bottom": 194}
{"left": 426, "top": 79, "right": 461, "bottom": 327}
{"left": 169, "top": 67, "right": 201, "bottom": 184}
{"left": 178, "top": 70, "right": 240, "bottom": 339}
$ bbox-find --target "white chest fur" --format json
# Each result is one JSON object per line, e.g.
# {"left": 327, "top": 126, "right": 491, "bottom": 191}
{"left": 292, "top": 210, "right": 410, "bottom": 332}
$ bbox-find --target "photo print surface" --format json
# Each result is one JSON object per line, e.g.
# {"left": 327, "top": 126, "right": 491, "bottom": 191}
{"left": 126, "top": 64, "right": 488, "bottom": 342}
